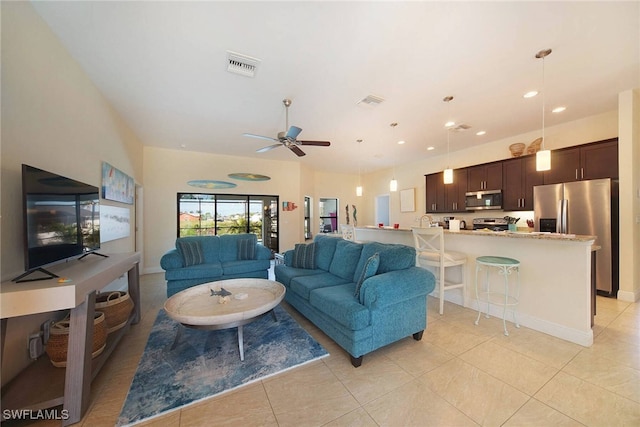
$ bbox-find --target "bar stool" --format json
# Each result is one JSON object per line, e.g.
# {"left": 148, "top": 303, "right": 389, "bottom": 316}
{"left": 474, "top": 256, "right": 520, "bottom": 336}
{"left": 412, "top": 227, "right": 467, "bottom": 315}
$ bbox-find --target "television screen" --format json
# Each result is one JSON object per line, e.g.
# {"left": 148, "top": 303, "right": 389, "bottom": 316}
{"left": 22, "top": 164, "right": 100, "bottom": 271}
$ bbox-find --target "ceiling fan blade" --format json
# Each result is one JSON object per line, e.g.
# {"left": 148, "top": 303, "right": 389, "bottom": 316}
{"left": 243, "top": 133, "right": 278, "bottom": 142}
{"left": 256, "top": 143, "right": 282, "bottom": 153}
{"left": 285, "top": 126, "right": 302, "bottom": 140}
{"left": 288, "top": 145, "right": 306, "bottom": 157}
{"left": 298, "top": 140, "right": 331, "bottom": 147}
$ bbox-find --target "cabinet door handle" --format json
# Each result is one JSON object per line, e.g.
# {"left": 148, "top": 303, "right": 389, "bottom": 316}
{"left": 522, "top": 198, "right": 525, "bottom": 208}
{"left": 581, "top": 168, "right": 584, "bottom": 179}
{"left": 575, "top": 169, "right": 578, "bottom": 180}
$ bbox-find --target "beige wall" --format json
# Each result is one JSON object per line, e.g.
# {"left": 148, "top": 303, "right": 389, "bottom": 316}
{"left": 1, "top": 2, "right": 144, "bottom": 385}
{"left": 143, "top": 147, "right": 306, "bottom": 271}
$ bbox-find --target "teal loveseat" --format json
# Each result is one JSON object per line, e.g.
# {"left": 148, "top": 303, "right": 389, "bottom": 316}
{"left": 160, "top": 233, "right": 271, "bottom": 297}
{"left": 275, "top": 234, "right": 435, "bottom": 367}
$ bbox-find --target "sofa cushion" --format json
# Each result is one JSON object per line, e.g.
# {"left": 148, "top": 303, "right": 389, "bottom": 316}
{"left": 309, "top": 284, "right": 370, "bottom": 330}
{"left": 313, "top": 235, "right": 339, "bottom": 271}
{"left": 329, "top": 240, "right": 363, "bottom": 281}
{"left": 290, "top": 272, "right": 349, "bottom": 301}
{"left": 222, "top": 259, "right": 270, "bottom": 276}
{"left": 220, "top": 234, "right": 257, "bottom": 262}
{"left": 197, "top": 236, "right": 221, "bottom": 264}
{"left": 176, "top": 240, "right": 205, "bottom": 266}
{"left": 274, "top": 264, "right": 324, "bottom": 287}
{"left": 292, "top": 243, "right": 316, "bottom": 269}
{"left": 354, "top": 242, "right": 415, "bottom": 280}
{"left": 237, "top": 237, "right": 256, "bottom": 260}
{"left": 354, "top": 253, "right": 379, "bottom": 299}
{"left": 164, "top": 262, "right": 223, "bottom": 281}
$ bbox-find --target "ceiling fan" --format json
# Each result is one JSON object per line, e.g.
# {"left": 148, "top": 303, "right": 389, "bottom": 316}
{"left": 243, "top": 99, "right": 331, "bottom": 157}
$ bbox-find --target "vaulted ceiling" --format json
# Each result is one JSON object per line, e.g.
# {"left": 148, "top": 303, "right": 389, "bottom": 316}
{"left": 31, "top": 1, "right": 639, "bottom": 174}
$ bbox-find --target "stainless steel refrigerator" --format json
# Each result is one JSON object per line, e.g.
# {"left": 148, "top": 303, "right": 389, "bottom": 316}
{"left": 533, "top": 178, "right": 619, "bottom": 296}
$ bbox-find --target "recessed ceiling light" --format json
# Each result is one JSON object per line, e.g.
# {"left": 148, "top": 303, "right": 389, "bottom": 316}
{"left": 444, "top": 121, "right": 455, "bottom": 128}
{"left": 427, "top": 146, "right": 435, "bottom": 151}
{"left": 476, "top": 131, "right": 486, "bottom": 136}
{"left": 397, "top": 140, "right": 405, "bottom": 145}
{"left": 552, "top": 106, "right": 566, "bottom": 113}
{"left": 523, "top": 91, "right": 538, "bottom": 98}
{"left": 180, "top": 144, "right": 187, "bottom": 148}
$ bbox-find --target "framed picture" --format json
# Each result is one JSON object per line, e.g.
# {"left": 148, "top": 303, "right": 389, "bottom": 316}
{"left": 102, "top": 162, "right": 135, "bottom": 204}
{"left": 400, "top": 188, "right": 415, "bottom": 212}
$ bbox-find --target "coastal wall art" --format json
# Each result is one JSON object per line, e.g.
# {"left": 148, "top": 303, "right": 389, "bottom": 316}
{"left": 102, "top": 162, "right": 135, "bottom": 204}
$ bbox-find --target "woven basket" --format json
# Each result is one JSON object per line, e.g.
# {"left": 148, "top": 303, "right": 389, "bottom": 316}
{"left": 509, "top": 143, "right": 525, "bottom": 157}
{"left": 45, "top": 312, "right": 107, "bottom": 368}
{"left": 96, "top": 291, "right": 134, "bottom": 334}
{"left": 527, "top": 137, "right": 543, "bottom": 154}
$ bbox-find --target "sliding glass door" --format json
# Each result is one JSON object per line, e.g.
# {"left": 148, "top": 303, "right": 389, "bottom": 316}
{"left": 177, "top": 193, "right": 279, "bottom": 253}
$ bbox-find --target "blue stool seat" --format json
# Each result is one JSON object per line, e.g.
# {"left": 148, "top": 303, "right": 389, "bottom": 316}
{"left": 474, "top": 256, "right": 520, "bottom": 336}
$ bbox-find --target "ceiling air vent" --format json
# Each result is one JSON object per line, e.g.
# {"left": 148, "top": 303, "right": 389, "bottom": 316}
{"left": 451, "top": 123, "right": 472, "bottom": 132}
{"left": 357, "top": 94, "right": 385, "bottom": 107}
{"left": 227, "top": 51, "right": 261, "bottom": 78}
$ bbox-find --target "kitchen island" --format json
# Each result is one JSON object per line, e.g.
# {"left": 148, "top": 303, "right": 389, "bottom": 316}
{"left": 355, "top": 226, "right": 596, "bottom": 346}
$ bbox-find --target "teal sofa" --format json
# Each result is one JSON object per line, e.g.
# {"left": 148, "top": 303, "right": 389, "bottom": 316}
{"left": 275, "top": 234, "right": 435, "bottom": 367}
{"left": 160, "top": 234, "right": 271, "bottom": 297}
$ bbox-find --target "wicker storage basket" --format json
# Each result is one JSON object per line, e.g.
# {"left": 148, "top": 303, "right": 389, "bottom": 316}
{"left": 45, "top": 312, "right": 107, "bottom": 368}
{"left": 509, "top": 143, "right": 525, "bottom": 157}
{"left": 96, "top": 291, "right": 134, "bottom": 334}
{"left": 527, "top": 137, "right": 543, "bottom": 154}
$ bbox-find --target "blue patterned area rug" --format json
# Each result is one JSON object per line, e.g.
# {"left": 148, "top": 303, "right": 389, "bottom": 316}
{"left": 117, "top": 305, "right": 328, "bottom": 426}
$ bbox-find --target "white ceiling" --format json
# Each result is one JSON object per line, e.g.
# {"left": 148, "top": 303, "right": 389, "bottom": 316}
{"left": 31, "top": 1, "right": 639, "bottom": 174}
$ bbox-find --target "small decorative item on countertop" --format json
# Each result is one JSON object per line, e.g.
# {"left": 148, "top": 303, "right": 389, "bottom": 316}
{"left": 509, "top": 143, "right": 526, "bottom": 157}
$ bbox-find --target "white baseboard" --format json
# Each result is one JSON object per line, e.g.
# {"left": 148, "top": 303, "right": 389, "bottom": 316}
{"left": 617, "top": 289, "right": 640, "bottom": 302}
{"left": 440, "top": 291, "right": 594, "bottom": 347}
{"left": 143, "top": 266, "right": 163, "bottom": 275}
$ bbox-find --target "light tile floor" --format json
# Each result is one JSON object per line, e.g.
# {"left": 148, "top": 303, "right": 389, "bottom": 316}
{"left": 15, "top": 272, "right": 640, "bottom": 426}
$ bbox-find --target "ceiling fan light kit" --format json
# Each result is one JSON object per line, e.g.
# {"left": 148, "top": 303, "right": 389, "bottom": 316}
{"left": 243, "top": 99, "right": 331, "bottom": 157}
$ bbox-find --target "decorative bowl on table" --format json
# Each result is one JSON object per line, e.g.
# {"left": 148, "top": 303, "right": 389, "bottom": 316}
{"left": 509, "top": 143, "right": 526, "bottom": 157}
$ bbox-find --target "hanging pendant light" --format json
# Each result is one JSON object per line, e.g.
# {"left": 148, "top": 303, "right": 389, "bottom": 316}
{"left": 389, "top": 123, "right": 398, "bottom": 191}
{"left": 443, "top": 96, "right": 454, "bottom": 184}
{"left": 389, "top": 178, "right": 398, "bottom": 192}
{"left": 356, "top": 139, "right": 363, "bottom": 196}
{"left": 535, "top": 48, "right": 552, "bottom": 171}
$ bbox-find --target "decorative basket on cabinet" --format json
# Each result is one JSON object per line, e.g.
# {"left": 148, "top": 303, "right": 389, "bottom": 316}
{"left": 45, "top": 312, "right": 107, "bottom": 367}
{"left": 95, "top": 291, "right": 134, "bottom": 334}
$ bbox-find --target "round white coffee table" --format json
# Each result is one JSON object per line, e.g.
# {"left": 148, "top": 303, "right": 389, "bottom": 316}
{"left": 164, "top": 278, "right": 286, "bottom": 361}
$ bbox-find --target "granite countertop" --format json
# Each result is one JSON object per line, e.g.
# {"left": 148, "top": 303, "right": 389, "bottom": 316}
{"left": 444, "top": 228, "right": 596, "bottom": 242}
{"left": 357, "top": 225, "right": 595, "bottom": 242}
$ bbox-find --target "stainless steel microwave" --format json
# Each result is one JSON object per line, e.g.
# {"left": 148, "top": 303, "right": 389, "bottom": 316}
{"left": 465, "top": 190, "right": 502, "bottom": 210}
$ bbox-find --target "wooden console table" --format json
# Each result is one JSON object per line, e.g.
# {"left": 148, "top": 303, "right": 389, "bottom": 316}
{"left": 1, "top": 252, "right": 141, "bottom": 426}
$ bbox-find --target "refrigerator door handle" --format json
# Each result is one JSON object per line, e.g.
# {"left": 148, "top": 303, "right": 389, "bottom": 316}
{"left": 557, "top": 199, "right": 568, "bottom": 234}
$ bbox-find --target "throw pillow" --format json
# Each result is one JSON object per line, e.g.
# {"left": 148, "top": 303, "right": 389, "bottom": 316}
{"left": 176, "top": 240, "right": 205, "bottom": 267}
{"left": 292, "top": 243, "right": 316, "bottom": 269}
{"left": 237, "top": 238, "right": 256, "bottom": 260}
{"left": 354, "top": 253, "right": 379, "bottom": 300}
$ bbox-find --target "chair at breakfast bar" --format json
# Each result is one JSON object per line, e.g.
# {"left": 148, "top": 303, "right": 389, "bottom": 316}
{"left": 412, "top": 226, "right": 468, "bottom": 315}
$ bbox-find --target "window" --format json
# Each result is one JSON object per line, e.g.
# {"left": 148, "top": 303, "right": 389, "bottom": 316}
{"left": 177, "top": 193, "right": 279, "bottom": 253}
{"left": 319, "top": 198, "right": 338, "bottom": 233}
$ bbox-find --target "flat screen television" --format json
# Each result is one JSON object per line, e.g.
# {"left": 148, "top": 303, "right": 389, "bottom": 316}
{"left": 15, "top": 164, "right": 101, "bottom": 282}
